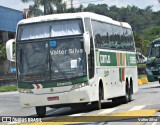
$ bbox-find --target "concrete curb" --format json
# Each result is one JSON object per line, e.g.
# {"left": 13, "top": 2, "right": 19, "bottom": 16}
{"left": 138, "top": 77, "right": 148, "bottom": 85}
{"left": 0, "top": 91, "right": 18, "bottom": 95}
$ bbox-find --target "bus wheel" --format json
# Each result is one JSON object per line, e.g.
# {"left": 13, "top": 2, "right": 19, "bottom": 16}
{"left": 36, "top": 106, "right": 46, "bottom": 117}
{"left": 122, "top": 83, "right": 131, "bottom": 104}
{"left": 92, "top": 85, "right": 102, "bottom": 110}
{"left": 129, "top": 80, "right": 133, "bottom": 102}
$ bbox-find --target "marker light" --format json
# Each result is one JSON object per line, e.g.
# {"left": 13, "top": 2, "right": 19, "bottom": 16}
{"left": 71, "top": 82, "right": 88, "bottom": 90}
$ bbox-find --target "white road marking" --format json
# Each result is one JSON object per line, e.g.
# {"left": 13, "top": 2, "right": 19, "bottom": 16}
{"left": 8, "top": 122, "right": 21, "bottom": 125}
{"left": 69, "top": 113, "right": 84, "bottom": 116}
{"left": 98, "top": 108, "right": 117, "bottom": 114}
{"left": 129, "top": 105, "right": 146, "bottom": 111}
{"left": 152, "top": 122, "right": 157, "bottom": 125}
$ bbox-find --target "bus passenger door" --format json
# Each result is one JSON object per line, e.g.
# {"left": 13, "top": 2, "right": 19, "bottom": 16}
{"left": 98, "top": 50, "right": 111, "bottom": 99}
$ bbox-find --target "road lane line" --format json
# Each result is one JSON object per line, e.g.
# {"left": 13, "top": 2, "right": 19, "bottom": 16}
{"left": 129, "top": 105, "right": 146, "bottom": 111}
{"left": 19, "top": 110, "right": 158, "bottom": 125}
{"left": 152, "top": 122, "right": 157, "bottom": 125}
{"left": 98, "top": 108, "right": 117, "bottom": 114}
{"left": 69, "top": 113, "right": 84, "bottom": 116}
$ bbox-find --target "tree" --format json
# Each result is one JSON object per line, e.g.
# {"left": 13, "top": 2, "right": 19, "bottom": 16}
{"left": 143, "top": 26, "right": 160, "bottom": 41}
{"left": 134, "top": 33, "right": 150, "bottom": 56}
{"left": 28, "top": 5, "right": 43, "bottom": 17}
{"left": 21, "top": 0, "right": 66, "bottom": 16}
{"left": 0, "top": 43, "right": 6, "bottom": 59}
{"left": 53, "top": 0, "right": 67, "bottom": 13}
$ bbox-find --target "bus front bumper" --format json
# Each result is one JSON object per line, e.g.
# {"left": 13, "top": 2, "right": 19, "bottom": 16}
{"left": 19, "top": 86, "right": 95, "bottom": 107}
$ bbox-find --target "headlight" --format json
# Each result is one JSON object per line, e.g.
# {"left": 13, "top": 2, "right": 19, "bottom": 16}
{"left": 71, "top": 82, "right": 88, "bottom": 90}
{"left": 18, "top": 88, "right": 33, "bottom": 93}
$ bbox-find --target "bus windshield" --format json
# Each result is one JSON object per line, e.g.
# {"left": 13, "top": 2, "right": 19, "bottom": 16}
{"left": 16, "top": 19, "right": 86, "bottom": 82}
{"left": 17, "top": 37, "right": 87, "bottom": 82}
{"left": 17, "top": 19, "right": 83, "bottom": 41}
{"left": 148, "top": 42, "right": 160, "bottom": 63}
{"left": 149, "top": 43, "right": 160, "bottom": 57}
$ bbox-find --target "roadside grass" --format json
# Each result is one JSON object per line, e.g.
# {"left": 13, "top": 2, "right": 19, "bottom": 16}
{"left": 0, "top": 85, "right": 17, "bottom": 92}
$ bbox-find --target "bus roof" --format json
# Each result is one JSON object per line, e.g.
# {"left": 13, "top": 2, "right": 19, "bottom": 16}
{"left": 18, "top": 12, "right": 132, "bottom": 29}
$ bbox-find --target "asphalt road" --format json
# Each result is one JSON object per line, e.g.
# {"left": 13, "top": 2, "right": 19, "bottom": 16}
{"left": 1, "top": 82, "right": 160, "bottom": 125}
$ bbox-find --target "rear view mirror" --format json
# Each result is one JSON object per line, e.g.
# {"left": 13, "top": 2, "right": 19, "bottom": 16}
{"left": 6, "top": 39, "right": 16, "bottom": 62}
{"left": 83, "top": 32, "right": 90, "bottom": 54}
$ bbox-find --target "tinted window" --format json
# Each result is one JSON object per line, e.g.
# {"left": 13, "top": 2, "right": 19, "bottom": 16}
{"left": 91, "top": 20, "right": 135, "bottom": 51}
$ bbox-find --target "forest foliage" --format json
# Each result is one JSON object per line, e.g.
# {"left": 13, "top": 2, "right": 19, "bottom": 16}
{"left": 1, "top": 3, "right": 160, "bottom": 59}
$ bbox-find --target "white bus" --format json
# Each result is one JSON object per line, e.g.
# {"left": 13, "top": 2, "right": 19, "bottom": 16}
{"left": 6, "top": 12, "right": 138, "bottom": 117}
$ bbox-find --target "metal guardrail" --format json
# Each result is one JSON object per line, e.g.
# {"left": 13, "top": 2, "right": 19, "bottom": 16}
{"left": 138, "top": 66, "right": 146, "bottom": 75}
{"left": 0, "top": 75, "right": 16, "bottom": 86}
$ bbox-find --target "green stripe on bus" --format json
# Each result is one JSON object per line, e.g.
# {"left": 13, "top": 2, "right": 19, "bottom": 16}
{"left": 119, "top": 68, "right": 122, "bottom": 81}
{"left": 120, "top": 53, "right": 122, "bottom": 66}
{"left": 98, "top": 51, "right": 136, "bottom": 67}
{"left": 126, "top": 53, "right": 137, "bottom": 66}
{"left": 18, "top": 76, "right": 88, "bottom": 89}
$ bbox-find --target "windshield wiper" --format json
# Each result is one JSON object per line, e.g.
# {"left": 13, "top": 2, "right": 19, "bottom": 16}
{"left": 149, "top": 55, "right": 160, "bottom": 65}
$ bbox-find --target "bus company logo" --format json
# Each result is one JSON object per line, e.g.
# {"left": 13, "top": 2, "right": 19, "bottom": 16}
{"left": 57, "top": 82, "right": 72, "bottom": 87}
{"left": 130, "top": 56, "right": 136, "bottom": 64}
{"left": 100, "top": 55, "right": 111, "bottom": 64}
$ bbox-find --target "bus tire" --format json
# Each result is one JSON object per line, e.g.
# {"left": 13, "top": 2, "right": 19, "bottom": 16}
{"left": 92, "top": 84, "right": 103, "bottom": 110}
{"left": 36, "top": 106, "right": 46, "bottom": 117}
{"left": 129, "top": 79, "right": 133, "bottom": 101}
{"left": 122, "top": 82, "right": 131, "bottom": 104}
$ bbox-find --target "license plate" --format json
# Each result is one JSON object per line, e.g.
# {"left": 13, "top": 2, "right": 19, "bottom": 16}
{"left": 47, "top": 96, "right": 59, "bottom": 101}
